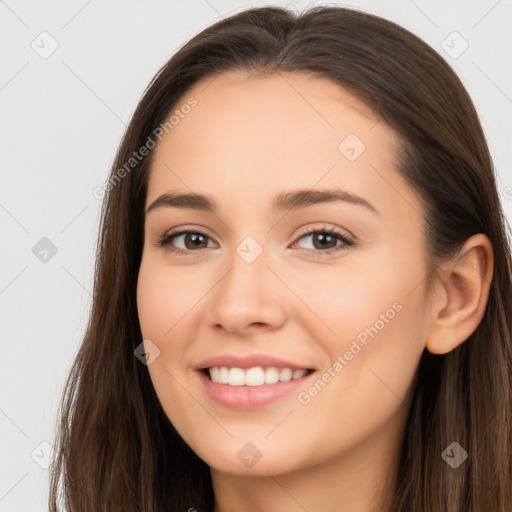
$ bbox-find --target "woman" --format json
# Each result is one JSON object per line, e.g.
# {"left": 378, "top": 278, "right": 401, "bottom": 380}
{"left": 49, "top": 5, "right": 512, "bottom": 511}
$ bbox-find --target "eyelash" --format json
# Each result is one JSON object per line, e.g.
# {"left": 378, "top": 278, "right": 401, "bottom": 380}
{"left": 157, "top": 225, "right": 355, "bottom": 257}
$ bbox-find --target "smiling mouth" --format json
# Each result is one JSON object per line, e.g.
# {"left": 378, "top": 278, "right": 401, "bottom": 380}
{"left": 202, "top": 366, "right": 315, "bottom": 386}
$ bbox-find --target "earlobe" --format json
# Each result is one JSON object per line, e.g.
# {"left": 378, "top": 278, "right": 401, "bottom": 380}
{"left": 425, "top": 234, "right": 494, "bottom": 355}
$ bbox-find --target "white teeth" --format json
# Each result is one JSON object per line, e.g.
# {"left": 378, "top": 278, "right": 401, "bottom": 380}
{"left": 292, "top": 369, "right": 308, "bottom": 380}
{"left": 210, "top": 366, "right": 220, "bottom": 382}
{"left": 228, "top": 367, "right": 245, "bottom": 386}
{"left": 264, "top": 367, "right": 279, "bottom": 384}
{"left": 208, "top": 366, "right": 310, "bottom": 386}
{"left": 279, "top": 368, "right": 292, "bottom": 382}
{"left": 218, "top": 366, "right": 229, "bottom": 384}
{"left": 245, "top": 367, "right": 265, "bottom": 386}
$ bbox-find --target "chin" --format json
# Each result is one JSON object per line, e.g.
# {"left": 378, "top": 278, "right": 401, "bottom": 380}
{"left": 187, "top": 437, "right": 304, "bottom": 476}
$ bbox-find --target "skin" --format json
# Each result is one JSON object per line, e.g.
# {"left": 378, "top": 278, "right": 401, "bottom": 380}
{"left": 136, "top": 70, "right": 493, "bottom": 512}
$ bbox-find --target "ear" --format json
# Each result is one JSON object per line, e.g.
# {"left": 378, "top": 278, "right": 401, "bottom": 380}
{"left": 425, "top": 234, "right": 494, "bottom": 355}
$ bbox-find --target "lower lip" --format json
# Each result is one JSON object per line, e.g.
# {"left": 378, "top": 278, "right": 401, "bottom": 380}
{"left": 197, "top": 370, "right": 316, "bottom": 409}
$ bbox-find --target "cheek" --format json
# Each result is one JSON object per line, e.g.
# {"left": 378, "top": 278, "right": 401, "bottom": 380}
{"left": 137, "top": 277, "right": 170, "bottom": 340}
{"left": 288, "top": 246, "right": 428, "bottom": 406}
{"left": 306, "top": 299, "right": 424, "bottom": 434}
{"left": 294, "top": 260, "right": 428, "bottom": 440}
{"left": 136, "top": 261, "right": 198, "bottom": 342}
{"left": 136, "top": 263, "right": 199, "bottom": 422}
{"left": 279, "top": 249, "right": 417, "bottom": 348}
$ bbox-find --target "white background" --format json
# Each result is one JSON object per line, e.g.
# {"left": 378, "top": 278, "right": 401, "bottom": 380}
{"left": 1, "top": 0, "right": 511, "bottom": 510}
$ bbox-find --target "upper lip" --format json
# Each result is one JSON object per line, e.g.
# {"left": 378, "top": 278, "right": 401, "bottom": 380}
{"left": 194, "top": 354, "right": 315, "bottom": 371}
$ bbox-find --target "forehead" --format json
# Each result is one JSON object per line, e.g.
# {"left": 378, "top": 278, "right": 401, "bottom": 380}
{"left": 167, "top": 70, "right": 381, "bottom": 146}
{"left": 146, "top": 70, "right": 421, "bottom": 223}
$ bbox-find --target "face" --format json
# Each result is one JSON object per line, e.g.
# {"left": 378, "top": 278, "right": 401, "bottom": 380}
{"left": 137, "top": 71, "right": 432, "bottom": 477}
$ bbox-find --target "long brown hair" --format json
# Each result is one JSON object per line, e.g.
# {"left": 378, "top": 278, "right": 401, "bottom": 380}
{"left": 49, "top": 6, "right": 512, "bottom": 511}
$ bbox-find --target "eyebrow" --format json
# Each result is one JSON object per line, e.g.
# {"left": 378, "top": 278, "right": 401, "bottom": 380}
{"left": 145, "top": 188, "right": 378, "bottom": 215}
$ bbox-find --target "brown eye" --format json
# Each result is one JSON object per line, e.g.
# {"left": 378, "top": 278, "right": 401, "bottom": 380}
{"left": 182, "top": 233, "right": 209, "bottom": 249}
{"left": 159, "top": 230, "right": 216, "bottom": 254}
{"left": 294, "top": 228, "right": 354, "bottom": 255}
{"left": 310, "top": 232, "right": 339, "bottom": 250}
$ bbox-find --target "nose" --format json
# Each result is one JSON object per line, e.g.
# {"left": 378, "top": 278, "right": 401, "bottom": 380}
{"left": 206, "top": 248, "right": 287, "bottom": 336}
